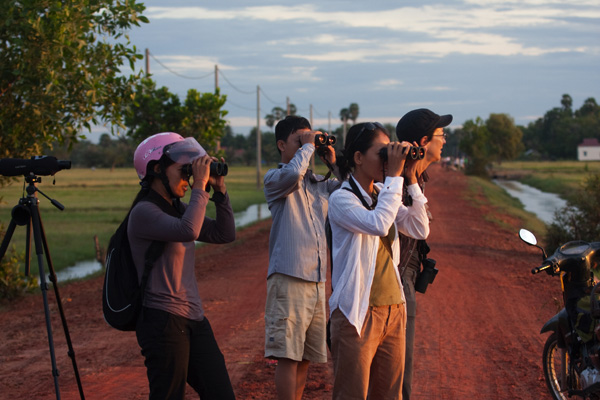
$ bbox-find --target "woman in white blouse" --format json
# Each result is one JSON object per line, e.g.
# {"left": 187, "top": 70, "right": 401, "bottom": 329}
{"left": 328, "top": 122, "right": 430, "bottom": 400}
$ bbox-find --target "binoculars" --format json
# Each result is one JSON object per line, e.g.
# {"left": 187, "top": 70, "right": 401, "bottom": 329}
{"left": 378, "top": 146, "right": 425, "bottom": 162}
{"left": 315, "top": 134, "right": 336, "bottom": 147}
{"left": 182, "top": 161, "right": 228, "bottom": 178}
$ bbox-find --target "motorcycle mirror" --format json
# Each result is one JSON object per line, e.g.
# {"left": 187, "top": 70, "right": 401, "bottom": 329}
{"left": 519, "top": 229, "right": 537, "bottom": 246}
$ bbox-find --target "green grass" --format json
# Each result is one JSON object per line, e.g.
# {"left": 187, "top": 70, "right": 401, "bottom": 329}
{"left": 0, "top": 166, "right": 278, "bottom": 273}
{"left": 491, "top": 161, "right": 600, "bottom": 201}
{"left": 464, "top": 175, "right": 548, "bottom": 243}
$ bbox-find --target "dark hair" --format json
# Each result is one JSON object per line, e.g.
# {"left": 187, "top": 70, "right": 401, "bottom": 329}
{"left": 274, "top": 115, "right": 312, "bottom": 153}
{"left": 129, "top": 155, "right": 176, "bottom": 211}
{"left": 336, "top": 122, "right": 390, "bottom": 180}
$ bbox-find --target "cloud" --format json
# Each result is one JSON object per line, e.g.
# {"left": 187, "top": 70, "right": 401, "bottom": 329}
{"left": 144, "top": 3, "right": 598, "bottom": 63}
{"left": 148, "top": 55, "right": 237, "bottom": 76}
{"left": 145, "top": 4, "right": 600, "bottom": 32}
{"left": 375, "top": 79, "right": 404, "bottom": 88}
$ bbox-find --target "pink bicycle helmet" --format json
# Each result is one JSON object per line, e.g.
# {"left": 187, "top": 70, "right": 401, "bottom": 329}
{"left": 133, "top": 132, "right": 185, "bottom": 180}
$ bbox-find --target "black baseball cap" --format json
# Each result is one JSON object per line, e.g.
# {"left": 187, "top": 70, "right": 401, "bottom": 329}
{"left": 396, "top": 108, "right": 453, "bottom": 143}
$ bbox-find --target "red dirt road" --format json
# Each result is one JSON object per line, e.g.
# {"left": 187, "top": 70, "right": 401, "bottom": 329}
{"left": 0, "top": 164, "right": 560, "bottom": 399}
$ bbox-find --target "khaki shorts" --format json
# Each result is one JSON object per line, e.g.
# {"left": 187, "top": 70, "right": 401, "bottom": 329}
{"left": 264, "top": 273, "right": 327, "bottom": 363}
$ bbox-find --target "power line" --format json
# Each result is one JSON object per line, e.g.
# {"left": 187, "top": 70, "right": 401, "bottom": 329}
{"left": 312, "top": 107, "right": 328, "bottom": 118}
{"left": 145, "top": 51, "right": 339, "bottom": 130}
{"left": 148, "top": 51, "right": 214, "bottom": 80}
{"left": 218, "top": 69, "right": 255, "bottom": 95}
{"left": 259, "top": 87, "right": 283, "bottom": 107}
{"left": 225, "top": 99, "right": 256, "bottom": 112}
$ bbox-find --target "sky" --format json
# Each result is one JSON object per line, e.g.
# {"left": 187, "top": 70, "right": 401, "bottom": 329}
{"left": 93, "top": 0, "right": 600, "bottom": 140}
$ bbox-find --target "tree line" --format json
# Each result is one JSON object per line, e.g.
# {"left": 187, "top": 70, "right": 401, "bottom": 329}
{"left": 445, "top": 94, "right": 600, "bottom": 176}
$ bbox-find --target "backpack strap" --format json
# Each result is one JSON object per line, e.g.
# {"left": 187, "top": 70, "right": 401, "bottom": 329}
{"left": 136, "top": 190, "right": 184, "bottom": 305}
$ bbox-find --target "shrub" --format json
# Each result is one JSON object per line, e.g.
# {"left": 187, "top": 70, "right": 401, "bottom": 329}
{"left": 545, "top": 173, "right": 600, "bottom": 252}
{"left": 0, "top": 226, "right": 38, "bottom": 301}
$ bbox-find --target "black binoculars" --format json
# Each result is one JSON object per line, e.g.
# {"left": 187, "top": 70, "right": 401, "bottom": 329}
{"left": 414, "top": 258, "right": 438, "bottom": 294}
{"left": 315, "top": 134, "right": 336, "bottom": 147}
{"left": 182, "top": 161, "right": 228, "bottom": 178}
{"left": 378, "top": 146, "right": 425, "bottom": 162}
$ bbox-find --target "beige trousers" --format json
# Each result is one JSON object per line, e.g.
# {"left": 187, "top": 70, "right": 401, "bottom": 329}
{"left": 330, "top": 305, "right": 406, "bottom": 400}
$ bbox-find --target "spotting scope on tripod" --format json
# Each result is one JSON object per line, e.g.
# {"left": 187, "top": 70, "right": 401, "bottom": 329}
{"left": 0, "top": 156, "right": 85, "bottom": 400}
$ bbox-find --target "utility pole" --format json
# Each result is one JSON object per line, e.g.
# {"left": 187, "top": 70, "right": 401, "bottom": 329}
{"left": 256, "top": 85, "right": 262, "bottom": 189}
{"left": 145, "top": 48, "right": 150, "bottom": 76}
{"left": 214, "top": 65, "right": 220, "bottom": 151}
{"left": 310, "top": 104, "right": 315, "bottom": 170}
{"left": 214, "top": 65, "right": 219, "bottom": 91}
{"left": 286, "top": 97, "right": 290, "bottom": 116}
{"left": 328, "top": 111, "right": 332, "bottom": 134}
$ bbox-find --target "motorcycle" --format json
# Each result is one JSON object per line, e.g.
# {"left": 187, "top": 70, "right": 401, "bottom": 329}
{"left": 519, "top": 229, "right": 600, "bottom": 400}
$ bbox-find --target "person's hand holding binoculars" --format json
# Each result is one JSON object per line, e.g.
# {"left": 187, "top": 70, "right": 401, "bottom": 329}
{"left": 383, "top": 142, "right": 414, "bottom": 178}
{"left": 190, "top": 155, "right": 213, "bottom": 191}
{"left": 208, "top": 156, "right": 228, "bottom": 194}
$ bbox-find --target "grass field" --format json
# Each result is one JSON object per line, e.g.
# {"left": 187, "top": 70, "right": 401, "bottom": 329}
{"left": 0, "top": 166, "right": 277, "bottom": 272}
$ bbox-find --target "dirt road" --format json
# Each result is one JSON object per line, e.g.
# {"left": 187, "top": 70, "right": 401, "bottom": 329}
{"left": 0, "top": 164, "right": 560, "bottom": 399}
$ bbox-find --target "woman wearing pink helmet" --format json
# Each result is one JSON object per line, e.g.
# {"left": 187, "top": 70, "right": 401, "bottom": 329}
{"left": 129, "top": 132, "right": 236, "bottom": 399}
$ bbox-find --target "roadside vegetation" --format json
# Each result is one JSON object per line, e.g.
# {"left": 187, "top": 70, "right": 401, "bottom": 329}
{"left": 463, "top": 175, "right": 548, "bottom": 239}
{"left": 490, "top": 160, "right": 600, "bottom": 201}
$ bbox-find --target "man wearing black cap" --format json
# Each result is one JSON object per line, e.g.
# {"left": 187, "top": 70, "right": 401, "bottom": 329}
{"left": 395, "top": 108, "right": 452, "bottom": 400}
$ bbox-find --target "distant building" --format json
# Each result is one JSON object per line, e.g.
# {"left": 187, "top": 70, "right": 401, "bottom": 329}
{"left": 577, "top": 138, "right": 600, "bottom": 161}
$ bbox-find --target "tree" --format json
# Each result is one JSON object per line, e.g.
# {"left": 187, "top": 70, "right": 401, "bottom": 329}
{"left": 0, "top": 1, "right": 148, "bottom": 160}
{"left": 339, "top": 108, "right": 350, "bottom": 127}
{"left": 486, "top": 113, "right": 524, "bottom": 163}
{"left": 180, "top": 88, "right": 228, "bottom": 154}
{"left": 521, "top": 94, "right": 600, "bottom": 160}
{"left": 348, "top": 103, "right": 360, "bottom": 124}
{"left": 124, "top": 78, "right": 184, "bottom": 143}
{"left": 561, "top": 94, "right": 573, "bottom": 113}
{"left": 340, "top": 103, "right": 359, "bottom": 144}
{"left": 458, "top": 117, "right": 490, "bottom": 176}
{"left": 124, "top": 81, "right": 228, "bottom": 154}
{"left": 264, "top": 104, "right": 297, "bottom": 129}
{"left": 264, "top": 107, "right": 286, "bottom": 129}
{"left": 458, "top": 113, "right": 525, "bottom": 175}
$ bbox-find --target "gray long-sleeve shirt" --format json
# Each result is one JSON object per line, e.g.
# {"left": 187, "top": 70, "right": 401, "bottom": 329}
{"left": 264, "top": 144, "right": 340, "bottom": 282}
{"left": 128, "top": 188, "right": 235, "bottom": 320}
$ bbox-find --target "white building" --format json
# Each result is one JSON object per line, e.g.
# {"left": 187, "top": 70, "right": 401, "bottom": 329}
{"left": 577, "top": 138, "right": 600, "bottom": 161}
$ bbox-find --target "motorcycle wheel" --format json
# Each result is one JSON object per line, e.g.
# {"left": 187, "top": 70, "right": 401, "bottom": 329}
{"left": 543, "top": 332, "right": 578, "bottom": 400}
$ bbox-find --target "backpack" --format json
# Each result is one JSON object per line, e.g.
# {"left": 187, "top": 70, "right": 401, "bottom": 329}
{"left": 102, "top": 192, "right": 180, "bottom": 331}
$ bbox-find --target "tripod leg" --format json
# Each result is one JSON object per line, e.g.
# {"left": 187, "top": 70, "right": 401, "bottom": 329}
{"left": 0, "top": 218, "right": 18, "bottom": 261}
{"left": 39, "top": 210, "right": 86, "bottom": 400}
{"left": 30, "top": 204, "right": 62, "bottom": 400}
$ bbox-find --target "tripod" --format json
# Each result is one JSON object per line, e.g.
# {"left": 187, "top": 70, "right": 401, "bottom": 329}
{"left": 0, "top": 174, "right": 85, "bottom": 400}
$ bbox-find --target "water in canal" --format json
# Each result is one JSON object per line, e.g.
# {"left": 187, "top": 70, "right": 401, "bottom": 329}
{"left": 493, "top": 180, "right": 567, "bottom": 225}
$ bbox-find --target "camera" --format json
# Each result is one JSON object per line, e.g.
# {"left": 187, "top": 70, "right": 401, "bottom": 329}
{"left": 414, "top": 258, "right": 438, "bottom": 293}
{"left": 378, "top": 146, "right": 425, "bottom": 162}
{"left": 0, "top": 156, "right": 71, "bottom": 177}
{"left": 182, "top": 161, "right": 228, "bottom": 178}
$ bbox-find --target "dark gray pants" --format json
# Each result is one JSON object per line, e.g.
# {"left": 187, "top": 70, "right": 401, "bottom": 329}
{"left": 402, "top": 268, "right": 418, "bottom": 400}
{"left": 136, "top": 307, "right": 235, "bottom": 400}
